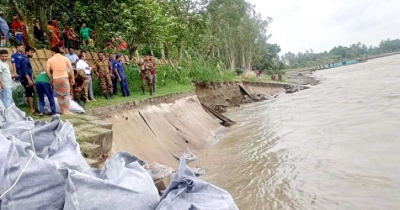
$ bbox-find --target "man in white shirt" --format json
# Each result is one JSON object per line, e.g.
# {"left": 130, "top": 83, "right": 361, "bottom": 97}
{"left": 65, "top": 47, "right": 79, "bottom": 69}
{"left": 0, "top": 49, "right": 13, "bottom": 107}
{"left": 76, "top": 53, "right": 95, "bottom": 101}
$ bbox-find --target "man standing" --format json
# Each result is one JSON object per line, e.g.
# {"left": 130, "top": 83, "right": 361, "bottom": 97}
{"left": 72, "top": 68, "right": 88, "bottom": 107}
{"left": 76, "top": 53, "right": 95, "bottom": 101}
{"left": 0, "top": 11, "right": 10, "bottom": 47}
{"left": 0, "top": 49, "right": 12, "bottom": 107}
{"left": 109, "top": 53, "right": 118, "bottom": 95}
{"left": 35, "top": 71, "right": 56, "bottom": 116}
{"left": 149, "top": 55, "right": 157, "bottom": 93}
{"left": 46, "top": 46, "right": 74, "bottom": 115}
{"left": 113, "top": 54, "right": 130, "bottom": 97}
{"left": 139, "top": 55, "right": 153, "bottom": 96}
{"left": 11, "top": 44, "right": 24, "bottom": 79}
{"left": 20, "top": 46, "right": 36, "bottom": 114}
{"left": 80, "top": 24, "right": 93, "bottom": 46}
{"left": 65, "top": 47, "right": 79, "bottom": 68}
{"left": 93, "top": 52, "right": 113, "bottom": 99}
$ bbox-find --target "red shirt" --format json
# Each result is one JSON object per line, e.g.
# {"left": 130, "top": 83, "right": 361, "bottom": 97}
{"left": 12, "top": 20, "right": 24, "bottom": 32}
{"left": 150, "top": 61, "right": 156, "bottom": 75}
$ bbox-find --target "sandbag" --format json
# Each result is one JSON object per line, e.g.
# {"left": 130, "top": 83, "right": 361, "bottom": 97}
{"left": 0, "top": 105, "right": 239, "bottom": 210}
{"left": 0, "top": 104, "right": 33, "bottom": 133}
{"left": 0, "top": 117, "right": 88, "bottom": 210}
{"left": 40, "top": 96, "right": 85, "bottom": 114}
{"left": 144, "top": 162, "right": 175, "bottom": 181}
{"left": 59, "top": 152, "right": 160, "bottom": 210}
{"left": 0, "top": 108, "right": 85, "bottom": 210}
{"left": 0, "top": 136, "right": 66, "bottom": 210}
{"left": 0, "top": 100, "right": 6, "bottom": 128}
{"left": 156, "top": 157, "right": 239, "bottom": 210}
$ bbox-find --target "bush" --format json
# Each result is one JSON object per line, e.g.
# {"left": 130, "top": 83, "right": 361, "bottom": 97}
{"left": 92, "top": 60, "right": 236, "bottom": 96}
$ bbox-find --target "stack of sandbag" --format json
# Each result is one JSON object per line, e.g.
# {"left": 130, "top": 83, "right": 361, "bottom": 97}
{"left": 0, "top": 105, "right": 238, "bottom": 210}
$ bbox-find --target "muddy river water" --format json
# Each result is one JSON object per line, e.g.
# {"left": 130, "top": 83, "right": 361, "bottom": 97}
{"left": 194, "top": 55, "right": 400, "bottom": 209}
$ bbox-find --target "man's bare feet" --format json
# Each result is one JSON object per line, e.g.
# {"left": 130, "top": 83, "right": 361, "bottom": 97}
{"left": 64, "top": 110, "right": 75, "bottom": 115}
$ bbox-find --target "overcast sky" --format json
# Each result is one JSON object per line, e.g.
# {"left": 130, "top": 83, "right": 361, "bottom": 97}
{"left": 247, "top": 0, "right": 400, "bottom": 54}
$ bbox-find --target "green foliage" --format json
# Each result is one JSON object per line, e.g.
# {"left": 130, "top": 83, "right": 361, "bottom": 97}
{"left": 282, "top": 39, "right": 400, "bottom": 69}
{"left": 91, "top": 60, "right": 235, "bottom": 96}
{"left": 2, "top": 0, "right": 281, "bottom": 72}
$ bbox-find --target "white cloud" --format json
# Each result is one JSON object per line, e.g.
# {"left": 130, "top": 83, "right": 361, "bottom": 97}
{"left": 248, "top": 0, "right": 400, "bottom": 54}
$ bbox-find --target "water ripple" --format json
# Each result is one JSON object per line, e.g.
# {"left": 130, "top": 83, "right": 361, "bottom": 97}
{"left": 195, "top": 55, "right": 400, "bottom": 210}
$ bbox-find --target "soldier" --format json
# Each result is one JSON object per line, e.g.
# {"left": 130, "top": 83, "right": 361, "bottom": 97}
{"left": 139, "top": 55, "right": 153, "bottom": 96}
{"left": 93, "top": 51, "right": 114, "bottom": 100}
{"left": 113, "top": 54, "right": 131, "bottom": 97}
{"left": 72, "top": 68, "right": 88, "bottom": 107}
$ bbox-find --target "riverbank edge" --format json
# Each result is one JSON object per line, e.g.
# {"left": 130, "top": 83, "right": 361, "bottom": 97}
{"left": 32, "top": 76, "right": 318, "bottom": 169}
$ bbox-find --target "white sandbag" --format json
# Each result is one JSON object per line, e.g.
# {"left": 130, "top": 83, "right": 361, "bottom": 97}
{"left": 59, "top": 152, "right": 160, "bottom": 210}
{"left": 144, "top": 162, "right": 175, "bottom": 181}
{"left": 156, "top": 157, "right": 239, "bottom": 210}
{"left": 0, "top": 117, "right": 88, "bottom": 210}
{"left": 40, "top": 97, "right": 85, "bottom": 114}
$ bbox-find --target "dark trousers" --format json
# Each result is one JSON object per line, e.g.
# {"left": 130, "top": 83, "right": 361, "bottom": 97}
{"left": 36, "top": 82, "right": 56, "bottom": 114}
{"left": 112, "top": 73, "right": 118, "bottom": 95}
{"left": 119, "top": 72, "right": 130, "bottom": 96}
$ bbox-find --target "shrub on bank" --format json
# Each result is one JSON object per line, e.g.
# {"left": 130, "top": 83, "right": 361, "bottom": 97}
{"left": 92, "top": 60, "right": 237, "bottom": 95}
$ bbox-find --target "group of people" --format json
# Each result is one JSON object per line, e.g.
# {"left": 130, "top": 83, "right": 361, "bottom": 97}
{"left": 0, "top": 11, "right": 95, "bottom": 49}
{"left": 0, "top": 44, "right": 158, "bottom": 116}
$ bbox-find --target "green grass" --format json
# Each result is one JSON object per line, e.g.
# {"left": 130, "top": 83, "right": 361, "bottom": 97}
{"left": 242, "top": 72, "right": 291, "bottom": 84}
{"left": 19, "top": 84, "right": 193, "bottom": 118}
{"left": 16, "top": 60, "right": 258, "bottom": 117}
{"left": 87, "top": 84, "right": 193, "bottom": 109}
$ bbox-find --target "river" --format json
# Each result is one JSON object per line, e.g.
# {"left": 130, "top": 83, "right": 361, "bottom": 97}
{"left": 194, "top": 55, "right": 400, "bottom": 210}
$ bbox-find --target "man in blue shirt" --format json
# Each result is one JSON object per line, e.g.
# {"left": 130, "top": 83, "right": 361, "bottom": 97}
{"left": 11, "top": 44, "right": 24, "bottom": 79}
{"left": 113, "top": 54, "right": 130, "bottom": 97}
{"left": 65, "top": 47, "right": 79, "bottom": 68}
{"left": 0, "top": 11, "right": 10, "bottom": 47}
{"left": 20, "top": 45, "right": 36, "bottom": 114}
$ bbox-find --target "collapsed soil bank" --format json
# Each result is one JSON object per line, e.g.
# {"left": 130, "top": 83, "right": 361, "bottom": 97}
{"left": 82, "top": 80, "right": 315, "bottom": 168}
{"left": 106, "top": 95, "right": 226, "bottom": 168}
{"left": 194, "top": 81, "right": 288, "bottom": 112}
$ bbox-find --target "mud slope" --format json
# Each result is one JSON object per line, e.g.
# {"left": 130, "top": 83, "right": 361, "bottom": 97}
{"left": 107, "top": 95, "right": 226, "bottom": 167}
{"left": 240, "top": 82, "right": 285, "bottom": 97}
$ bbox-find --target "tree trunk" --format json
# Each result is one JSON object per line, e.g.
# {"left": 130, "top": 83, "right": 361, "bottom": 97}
{"left": 247, "top": 42, "right": 252, "bottom": 70}
{"left": 204, "top": 44, "right": 214, "bottom": 60}
{"left": 161, "top": 43, "right": 166, "bottom": 60}
{"left": 241, "top": 46, "right": 245, "bottom": 69}
{"left": 11, "top": 0, "right": 35, "bottom": 46}
{"left": 178, "top": 41, "right": 184, "bottom": 60}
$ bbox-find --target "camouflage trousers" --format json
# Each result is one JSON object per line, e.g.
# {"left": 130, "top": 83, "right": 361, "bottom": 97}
{"left": 73, "top": 86, "right": 88, "bottom": 102}
{"left": 140, "top": 70, "right": 152, "bottom": 91}
{"left": 99, "top": 73, "right": 113, "bottom": 95}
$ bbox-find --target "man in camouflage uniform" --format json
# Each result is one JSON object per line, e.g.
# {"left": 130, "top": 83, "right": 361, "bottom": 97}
{"left": 93, "top": 51, "right": 113, "bottom": 100}
{"left": 72, "top": 68, "right": 88, "bottom": 107}
{"left": 139, "top": 55, "right": 153, "bottom": 96}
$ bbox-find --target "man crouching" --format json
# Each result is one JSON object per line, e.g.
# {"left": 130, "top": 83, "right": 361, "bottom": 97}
{"left": 72, "top": 68, "right": 88, "bottom": 108}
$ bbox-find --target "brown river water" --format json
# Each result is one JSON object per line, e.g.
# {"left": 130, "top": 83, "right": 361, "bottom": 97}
{"left": 194, "top": 55, "right": 400, "bottom": 210}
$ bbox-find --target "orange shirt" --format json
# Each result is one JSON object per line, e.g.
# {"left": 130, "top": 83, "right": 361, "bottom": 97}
{"left": 47, "top": 54, "right": 72, "bottom": 79}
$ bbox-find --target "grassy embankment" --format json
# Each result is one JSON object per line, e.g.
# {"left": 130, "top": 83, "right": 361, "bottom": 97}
{"left": 18, "top": 61, "right": 238, "bottom": 116}
{"left": 241, "top": 71, "right": 291, "bottom": 85}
